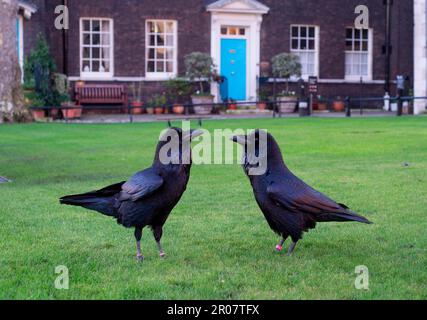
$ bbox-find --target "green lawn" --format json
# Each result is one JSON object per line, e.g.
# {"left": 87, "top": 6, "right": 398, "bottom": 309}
{"left": 0, "top": 117, "right": 426, "bottom": 300}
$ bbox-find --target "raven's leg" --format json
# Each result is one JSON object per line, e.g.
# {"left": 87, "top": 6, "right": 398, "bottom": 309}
{"left": 153, "top": 226, "right": 165, "bottom": 258}
{"left": 287, "top": 241, "right": 297, "bottom": 256}
{"left": 134, "top": 227, "right": 144, "bottom": 261}
{"left": 276, "top": 238, "right": 285, "bottom": 252}
{"left": 276, "top": 235, "right": 287, "bottom": 252}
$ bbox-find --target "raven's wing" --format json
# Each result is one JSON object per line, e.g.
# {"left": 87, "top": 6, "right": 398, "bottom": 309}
{"left": 267, "top": 179, "right": 343, "bottom": 214}
{"left": 267, "top": 176, "right": 370, "bottom": 223}
{"left": 120, "top": 168, "right": 164, "bottom": 202}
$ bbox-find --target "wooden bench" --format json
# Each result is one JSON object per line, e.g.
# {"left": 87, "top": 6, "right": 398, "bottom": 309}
{"left": 75, "top": 84, "right": 128, "bottom": 108}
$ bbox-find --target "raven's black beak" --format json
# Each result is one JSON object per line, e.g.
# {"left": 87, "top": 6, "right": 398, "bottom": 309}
{"left": 230, "top": 135, "right": 246, "bottom": 145}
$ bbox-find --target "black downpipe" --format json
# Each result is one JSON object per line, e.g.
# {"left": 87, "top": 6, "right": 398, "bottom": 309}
{"left": 62, "top": 0, "right": 68, "bottom": 75}
{"left": 384, "top": 0, "right": 393, "bottom": 98}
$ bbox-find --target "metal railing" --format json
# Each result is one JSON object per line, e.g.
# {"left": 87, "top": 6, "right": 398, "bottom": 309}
{"left": 28, "top": 95, "right": 425, "bottom": 124}
{"left": 343, "top": 95, "right": 426, "bottom": 117}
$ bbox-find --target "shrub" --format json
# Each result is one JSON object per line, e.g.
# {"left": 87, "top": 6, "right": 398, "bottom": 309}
{"left": 271, "top": 53, "right": 302, "bottom": 94}
{"left": 23, "top": 34, "right": 60, "bottom": 106}
{"left": 148, "top": 94, "right": 167, "bottom": 107}
{"left": 184, "top": 52, "right": 215, "bottom": 95}
{"left": 165, "top": 78, "right": 192, "bottom": 103}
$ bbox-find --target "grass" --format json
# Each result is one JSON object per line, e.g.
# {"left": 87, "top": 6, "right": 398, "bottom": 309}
{"left": 0, "top": 116, "right": 426, "bottom": 300}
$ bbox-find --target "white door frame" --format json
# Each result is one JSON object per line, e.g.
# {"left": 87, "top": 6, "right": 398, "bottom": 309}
{"left": 414, "top": 0, "right": 427, "bottom": 114}
{"left": 210, "top": 12, "right": 265, "bottom": 102}
{"left": 17, "top": 15, "right": 24, "bottom": 76}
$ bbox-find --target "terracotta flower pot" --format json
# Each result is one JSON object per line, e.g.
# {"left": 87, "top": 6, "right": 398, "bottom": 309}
{"left": 154, "top": 107, "right": 164, "bottom": 114}
{"left": 173, "top": 104, "right": 185, "bottom": 114}
{"left": 146, "top": 107, "right": 154, "bottom": 114}
{"left": 318, "top": 102, "right": 327, "bottom": 111}
{"left": 228, "top": 103, "right": 237, "bottom": 110}
{"left": 61, "top": 102, "right": 82, "bottom": 119}
{"left": 131, "top": 101, "right": 144, "bottom": 114}
{"left": 192, "top": 95, "right": 214, "bottom": 115}
{"left": 257, "top": 102, "right": 267, "bottom": 110}
{"left": 333, "top": 100, "right": 345, "bottom": 112}
{"left": 31, "top": 109, "right": 45, "bottom": 120}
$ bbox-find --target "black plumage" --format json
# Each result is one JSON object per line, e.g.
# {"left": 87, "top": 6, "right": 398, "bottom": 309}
{"left": 231, "top": 130, "right": 371, "bottom": 255}
{"left": 60, "top": 127, "right": 203, "bottom": 261}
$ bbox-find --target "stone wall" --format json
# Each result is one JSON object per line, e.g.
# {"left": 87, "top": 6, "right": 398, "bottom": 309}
{"left": 0, "top": 0, "right": 19, "bottom": 123}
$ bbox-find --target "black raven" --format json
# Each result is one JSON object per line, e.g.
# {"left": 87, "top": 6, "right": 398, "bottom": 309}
{"left": 60, "top": 127, "right": 203, "bottom": 261}
{"left": 231, "top": 130, "right": 371, "bottom": 256}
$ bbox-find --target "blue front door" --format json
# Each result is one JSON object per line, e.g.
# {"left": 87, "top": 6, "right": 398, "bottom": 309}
{"left": 220, "top": 39, "right": 247, "bottom": 101}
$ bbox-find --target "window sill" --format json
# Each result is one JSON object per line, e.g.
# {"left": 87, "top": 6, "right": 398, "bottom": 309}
{"left": 80, "top": 73, "right": 114, "bottom": 81}
{"left": 345, "top": 76, "right": 373, "bottom": 82}
{"left": 145, "top": 73, "right": 176, "bottom": 81}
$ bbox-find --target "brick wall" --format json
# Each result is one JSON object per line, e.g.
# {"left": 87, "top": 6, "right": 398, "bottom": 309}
{"left": 28, "top": 0, "right": 414, "bottom": 101}
{"left": 60, "top": 0, "right": 210, "bottom": 77}
{"left": 260, "top": 0, "right": 413, "bottom": 91}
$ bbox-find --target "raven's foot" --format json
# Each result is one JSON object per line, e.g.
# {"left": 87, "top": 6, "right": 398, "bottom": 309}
{"left": 136, "top": 254, "right": 144, "bottom": 262}
{"left": 159, "top": 251, "right": 166, "bottom": 258}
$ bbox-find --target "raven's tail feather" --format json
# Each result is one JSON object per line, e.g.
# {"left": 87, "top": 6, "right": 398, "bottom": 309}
{"left": 328, "top": 210, "right": 372, "bottom": 224}
{"left": 60, "top": 181, "right": 125, "bottom": 217}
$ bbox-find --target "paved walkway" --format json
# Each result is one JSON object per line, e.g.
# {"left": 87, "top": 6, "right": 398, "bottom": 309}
{"left": 57, "top": 110, "right": 397, "bottom": 124}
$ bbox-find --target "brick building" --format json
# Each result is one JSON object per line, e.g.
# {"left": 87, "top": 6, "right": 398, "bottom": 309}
{"left": 19, "top": 0, "right": 414, "bottom": 106}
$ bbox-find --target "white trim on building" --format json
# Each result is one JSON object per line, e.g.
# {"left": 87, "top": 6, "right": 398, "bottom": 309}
{"left": 17, "top": 15, "right": 24, "bottom": 75}
{"left": 290, "top": 24, "right": 320, "bottom": 79}
{"left": 414, "top": 0, "right": 427, "bottom": 114}
{"left": 145, "top": 19, "right": 178, "bottom": 80}
{"left": 207, "top": 0, "right": 269, "bottom": 102}
{"left": 79, "top": 17, "right": 114, "bottom": 80}
{"left": 344, "top": 27, "right": 373, "bottom": 82}
{"left": 18, "top": 1, "right": 37, "bottom": 19}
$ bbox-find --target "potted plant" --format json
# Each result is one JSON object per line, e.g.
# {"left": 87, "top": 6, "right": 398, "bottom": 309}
{"left": 271, "top": 53, "right": 302, "bottom": 113}
{"left": 257, "top": 88, "right": 269, "bottom": 110}
{"left": 227, "top": 98, "right": 237, "bottom": 110}
{"left": 25, "top": 34, "right": 67, "bottom": 121}
{"left": 130, "top": 82, "right": 144, "bottom": 114}
{"left": 185, "top": 52, "right": 216, "bottom": 115}
{"left": 317, "top": 95, "right": 328, "bottom": 111}
{"left": 148, "top": 94, "right": 167, "bottom": 115}
{"left": 53, "top": 73, "right": 69, "bottom": 119}
{"left": 166, "top": 78, "right": 191, "bottom": 114}
{"left": 30, "top": 97, "right": 46, "bottom": 120}
{"left": 22, "top": 81, "right": 43, "bottom": 120}
{"left": 53, "top": 73, "right": 81, "bottom": 119}
{"left": 333, "top": 96, "right": 345, "bottom": 112}
{"left": 61, "top": 94, "right": 81, "bottom": 119}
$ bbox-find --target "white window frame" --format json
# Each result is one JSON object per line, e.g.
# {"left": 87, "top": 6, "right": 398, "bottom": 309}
{"left": 345, "top": 28, "right": 373, "bottom": 81}
{"left": 290, "top": 25, "right": 319, "bottom": 79}
{"left": 79, "top": 18, "right": 114, "bottom": 79}
{"left": 145, "top": 19, "right": 178, "bottom": 80}
{"left": 17, "top": 15, "right": 24, "bottom": 82}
